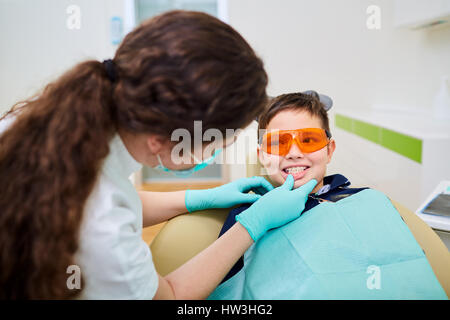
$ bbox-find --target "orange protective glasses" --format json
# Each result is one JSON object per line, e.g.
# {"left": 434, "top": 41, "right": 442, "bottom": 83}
{"left": 261, "top": 128, "right": 332, "bottom": 156}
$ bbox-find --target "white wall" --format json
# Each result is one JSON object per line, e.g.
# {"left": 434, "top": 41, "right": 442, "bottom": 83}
{"left": 227, "top": 0, "right": 450, "bottom": 111}
{"left": 4, "top": 0, "right": 449, "bottom": 117}
{"left": 0, "top": 0, "right": 124, "bottom": 115}
{"left": 226, "top": 0, "right": 450, "bottom": 195}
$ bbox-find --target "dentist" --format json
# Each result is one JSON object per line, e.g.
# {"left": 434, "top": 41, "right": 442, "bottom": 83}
{"left": 0, "top": 10, "right": 316, "bottom": 299}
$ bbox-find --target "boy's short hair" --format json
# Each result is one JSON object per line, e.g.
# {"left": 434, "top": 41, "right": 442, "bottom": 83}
{"left": 257, "top": 92, "right": 330, "bottom": 140}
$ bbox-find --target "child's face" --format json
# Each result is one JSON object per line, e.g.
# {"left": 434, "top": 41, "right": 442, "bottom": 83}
{"left": 258, "top": 109, "right": 336, "bottom": 193}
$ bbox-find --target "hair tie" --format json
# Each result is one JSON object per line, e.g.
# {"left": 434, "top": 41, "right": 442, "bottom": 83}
{"left": 102, "top": 59, "right": 117, "bottom": 82}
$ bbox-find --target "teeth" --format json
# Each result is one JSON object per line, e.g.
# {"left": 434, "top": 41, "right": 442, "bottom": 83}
{"left": 285, "top": 166, "right": 307, "bottom": 173}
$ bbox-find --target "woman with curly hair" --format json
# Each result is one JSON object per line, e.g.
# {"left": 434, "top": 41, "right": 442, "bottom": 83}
{"left": 0, "top": 10, "right": 315, "bottom": 299}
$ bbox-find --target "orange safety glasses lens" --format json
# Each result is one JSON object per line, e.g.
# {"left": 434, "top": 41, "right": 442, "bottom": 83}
{"left": 262, "top": 128, "right": 331, "bottom": 155}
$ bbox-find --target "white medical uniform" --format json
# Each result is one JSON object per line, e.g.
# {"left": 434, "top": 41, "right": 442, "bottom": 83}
{"left": 0, "top": 114, "right": 159, "bottom": 299}
{"left": 76, "top": 134, "right": 159, "bottom": 299}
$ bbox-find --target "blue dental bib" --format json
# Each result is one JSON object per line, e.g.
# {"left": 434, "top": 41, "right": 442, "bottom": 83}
{"left": 209, "top": 189, "right": 447, "bottom": 300}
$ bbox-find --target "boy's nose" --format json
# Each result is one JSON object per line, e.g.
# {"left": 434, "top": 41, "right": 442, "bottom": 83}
{"left": 285, "top": 141, "right": 305, "bottom": 159}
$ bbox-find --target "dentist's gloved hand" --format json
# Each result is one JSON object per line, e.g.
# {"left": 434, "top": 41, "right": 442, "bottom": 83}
{"left": 236, "top": 175, "right": 317, "bottom": 242}
{"left": 185, "top": 176, "right": 275, "bottom": 212}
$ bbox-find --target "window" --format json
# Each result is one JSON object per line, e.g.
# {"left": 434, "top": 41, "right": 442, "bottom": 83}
{"left": 133, "top": 0, "right": 228, "bottom": 184}
{"left": 135, "top": 0, "right": 222, "bottom": 24}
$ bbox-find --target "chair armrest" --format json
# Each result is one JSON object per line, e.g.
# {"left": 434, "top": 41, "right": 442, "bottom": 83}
{"left": 150, "top": 208, "right": 228, "bottom": 276}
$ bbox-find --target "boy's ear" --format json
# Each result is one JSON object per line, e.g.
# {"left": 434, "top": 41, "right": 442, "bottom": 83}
{"left": 256, "top": 145, "right": 270, "bottom": 169}
{"left": 327, "top": 139, "right": 336, "bottom": 164}
{"left": 256, "top": 145, "right": 266, "bottom": 165}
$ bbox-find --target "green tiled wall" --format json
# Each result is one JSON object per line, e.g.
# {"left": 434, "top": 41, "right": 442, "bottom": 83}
{"left": 335, "top": 114, "right": 422, "bottom": 163}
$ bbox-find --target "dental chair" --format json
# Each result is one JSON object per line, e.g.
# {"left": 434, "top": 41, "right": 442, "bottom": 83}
{"left": 149, "top": 154, "right": 450, "bottom": 298}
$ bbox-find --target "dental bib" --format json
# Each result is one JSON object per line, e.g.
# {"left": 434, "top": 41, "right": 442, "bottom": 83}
{"left": 208, "top": 189, "right": 447, "bottom": 300}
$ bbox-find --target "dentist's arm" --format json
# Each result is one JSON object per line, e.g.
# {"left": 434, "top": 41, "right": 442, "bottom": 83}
{"left": 154, "top": 221, "right": 252, "bottom": 300}
{"left": 153, "top": 176, "right": 317, "bottom": 300}
{"left": 139, "top": 190, "right": 187, "bottom": 227}
{"left": 139, "top": 176, "right": 274, "bottom": 227}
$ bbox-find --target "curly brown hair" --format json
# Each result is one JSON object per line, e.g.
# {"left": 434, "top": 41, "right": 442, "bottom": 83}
{"left": 0, "top": 10, "right": 268, "bottom": 299}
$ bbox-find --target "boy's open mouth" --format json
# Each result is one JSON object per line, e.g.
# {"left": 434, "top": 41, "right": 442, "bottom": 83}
{"left": 281, "top": 165, "right": 310, "bottom": 180}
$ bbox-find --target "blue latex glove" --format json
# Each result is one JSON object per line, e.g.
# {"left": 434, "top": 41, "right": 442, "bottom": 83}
{"left": 185, "top": 176, "right": 275, "bottom": 212}
{"left": 236, "top": 175, "right": 317, "bottom": 242}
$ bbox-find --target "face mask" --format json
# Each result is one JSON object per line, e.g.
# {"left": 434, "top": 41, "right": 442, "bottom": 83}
{"left": 154, "top": 149, "right": 222, "bottom": 177}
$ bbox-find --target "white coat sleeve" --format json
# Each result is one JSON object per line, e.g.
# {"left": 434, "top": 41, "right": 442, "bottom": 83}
{"left": 79, "top": 206, "right": 159, "bottom": 299}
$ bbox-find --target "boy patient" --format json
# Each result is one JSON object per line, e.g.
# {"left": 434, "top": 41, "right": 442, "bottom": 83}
{"left": 211, "top": 92, "right": 446, "bottom": 300}
{"left": 218, "top": 92, "right": 368, "bottom": 283}
{"left": 210, "top": 91, "right": 447, "bottom": 299}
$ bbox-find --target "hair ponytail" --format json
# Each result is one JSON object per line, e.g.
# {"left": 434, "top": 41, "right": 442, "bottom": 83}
{"left": 0, "top": 60, "right": 116, "bottom": 299}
